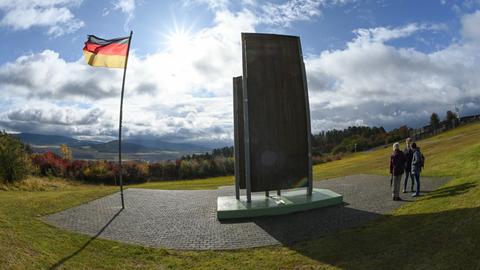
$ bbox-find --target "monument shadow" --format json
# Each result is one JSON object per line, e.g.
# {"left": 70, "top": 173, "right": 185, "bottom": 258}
{"left": 287, "top": 206, "right": 480, "bottom": 270}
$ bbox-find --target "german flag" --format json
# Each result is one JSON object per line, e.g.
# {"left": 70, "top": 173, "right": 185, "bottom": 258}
{"left": 83, "top": 35, "right": 130, "bottom": 68}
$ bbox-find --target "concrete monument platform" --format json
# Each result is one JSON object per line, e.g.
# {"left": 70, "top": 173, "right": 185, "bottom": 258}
{"left": 217, "top": 188, "right": 342, "bottom": 220}
{"left": 44, "top": 175, "right": 449, "bottom": 250}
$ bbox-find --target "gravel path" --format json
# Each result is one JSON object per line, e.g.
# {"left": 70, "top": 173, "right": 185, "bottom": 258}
{"left": 44, "top": 174, "right": 449, "bottom": 250}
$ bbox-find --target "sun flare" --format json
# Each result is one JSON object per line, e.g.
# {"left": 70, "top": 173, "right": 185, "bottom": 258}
{"left": 165, "top": 27, "right": 193, "bottom": 51}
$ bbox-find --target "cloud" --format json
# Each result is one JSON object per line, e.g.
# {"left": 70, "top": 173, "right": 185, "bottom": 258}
{"left": 2, "top": 5, "right": 480, "bottom": 145}
{"left": 256, "top": 0, "right": 354, "bottom": 27}
{"left": 183, "top": 0, "right": 230, "bottom": 10}
{"left": 0, "top": 9, "right": 255, "bottom": 143}
{"left": 0, "top": 50, "right": 121, "bottom": 100}
{"left": 259, "top": 0, "right": 323, "bottom": 27}
{"left": 113, "top": 0, "right": 136, "bottom": 14}
{"left": 461, "top": 10, "right": 480, "bottom": 42}
{"left": 0, "top": 0, "right": 84, "bottom": 36}
{"left": 112, "top": 0, "right": 137, "bottom": 28}
{"left": 7, "top": 107, "right": 104, "bottom": 126}
{"left": 185, "top": 0, "right": 353, "bottom": 27}
{"left": 0, "top": 104, "right": 111, "bottom": 137}
{"left": 305, "top": 18, "right": 480, "bottom": 131}
{"left": 352, "top": 23, "right": 447, "bottom": 44}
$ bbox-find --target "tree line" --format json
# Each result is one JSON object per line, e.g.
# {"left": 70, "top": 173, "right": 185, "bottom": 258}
{"left": 312, "top": 109, "right": 464, "bottom": 159}
{"left": 0, "top": 109, "right": 472, "bottom": 184}
{"left": 311, "top": 125, "right": 410, "bottom": 155}
{"left": 429, "top": 110, "right": 459, "bottom": 134}
{"left": 0, "top": 131, "right": 233, "bottom": 184}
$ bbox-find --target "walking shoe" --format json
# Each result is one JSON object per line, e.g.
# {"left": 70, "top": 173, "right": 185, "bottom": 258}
{"left": 402, "top": 190, "right": 407, "bottom": 193}
{"left": 412, "top": 193, "right": 419, "bottom": 197}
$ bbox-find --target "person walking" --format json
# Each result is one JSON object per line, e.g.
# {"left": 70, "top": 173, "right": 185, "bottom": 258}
{"left": 403, "top": 138, "right": 414, "bottom": 193}
{"left": 411, "top": 142, "right": 423, "bottom": 197}
{"left": 390, "top": 142, "right": 406, "bottom": 201}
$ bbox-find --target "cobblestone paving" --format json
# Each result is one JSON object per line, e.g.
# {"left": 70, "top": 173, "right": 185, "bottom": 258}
{"left": 44, "top": 174, "right": 449, "bottom": 250}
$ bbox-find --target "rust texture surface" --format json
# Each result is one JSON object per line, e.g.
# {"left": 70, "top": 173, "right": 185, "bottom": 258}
{"left": 241, "top": 33, "right": 309, "bottom": 192}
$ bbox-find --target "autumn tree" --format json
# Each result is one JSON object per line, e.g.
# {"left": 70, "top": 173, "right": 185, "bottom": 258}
{"left": 60, "top": 144, "right": 73, "bottom": 160}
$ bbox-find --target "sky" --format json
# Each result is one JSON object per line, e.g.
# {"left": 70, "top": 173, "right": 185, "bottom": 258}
{"left": 0, "top": 0, "right": 479, "bottom": 146}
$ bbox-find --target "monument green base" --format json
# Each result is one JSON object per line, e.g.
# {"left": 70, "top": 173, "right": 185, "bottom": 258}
{"left": 217, "top": 188, "right": 343, "bottom": 220}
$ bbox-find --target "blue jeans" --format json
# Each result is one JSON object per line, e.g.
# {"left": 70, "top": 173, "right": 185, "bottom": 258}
{"left": 412, "top": 173, "right": 421, "bottom": 195}
{"left": 404, "top": 169, "right": 413, "bottom": 191}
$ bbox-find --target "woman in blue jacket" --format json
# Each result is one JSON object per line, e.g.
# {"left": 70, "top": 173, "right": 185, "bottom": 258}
{"left": 403, "top": 138, "right": 414, "bottom": 193}
{"left": 411, "top": 142, "right": 423, "bottom": 197}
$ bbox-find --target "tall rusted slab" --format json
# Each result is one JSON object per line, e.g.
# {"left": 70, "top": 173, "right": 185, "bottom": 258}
{"left": 233, "top": 76, "right": 245, "bottom": 198}
{"left": 239, "top": 33, "right": 312, "bottom": 192}
{"left": 221, "top": 33, "right": 337, "bottom": 219}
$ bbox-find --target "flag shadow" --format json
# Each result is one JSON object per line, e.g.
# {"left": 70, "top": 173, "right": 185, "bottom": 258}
{"left": 48, "top": 208, "right": 124, "bottom": 270}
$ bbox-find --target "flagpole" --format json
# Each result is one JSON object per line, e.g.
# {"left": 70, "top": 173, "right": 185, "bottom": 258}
{"left": 118, "top": 30, "right": 133, "bottom": 209}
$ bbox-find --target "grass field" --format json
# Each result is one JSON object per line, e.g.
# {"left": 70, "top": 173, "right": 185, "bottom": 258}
{"left": 131, "top": 175, "right": 234, "bottom": 190}
{"left": 1, "top": 123, "right": 479, "bottom": 269}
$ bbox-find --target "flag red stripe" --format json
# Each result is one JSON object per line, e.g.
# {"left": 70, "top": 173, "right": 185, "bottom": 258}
{"left": 84, "top": 42, "right": 128, "bottom": 56}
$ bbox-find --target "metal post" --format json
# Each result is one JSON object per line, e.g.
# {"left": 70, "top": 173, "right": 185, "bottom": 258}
{"left": 118, "top": 30, "right": 133, "bottom": 209}
{"left": 243, "top": 76, "right": 252, "bottom": 203}
{"left": 233, "top": 77, "right": 241, "bottom": 200}
{"left": 277, "top": 190, "right": 281, "bottom": 196}
{"left": 298, "top": 38, "right": 313, "bottom": 196}
{"left": 242, "top": 34, "right": 252, "bottom": 203}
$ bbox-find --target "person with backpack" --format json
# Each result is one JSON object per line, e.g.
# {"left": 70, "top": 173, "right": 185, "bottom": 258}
{"left": 403, "top": 137, "right": 414, "bottom": 193}
{"left": 390, "top": 142, "right": 406, "bottom": 201}
{"left": 411, "top": 142, "right": 424, "bottom": 197}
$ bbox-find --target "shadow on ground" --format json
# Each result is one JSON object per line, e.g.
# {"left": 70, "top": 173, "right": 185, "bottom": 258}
{"left": 49, "top": 208, "right": 124, "bottom": 270}
{"left": 256, "top": 181, "right": 479, "bottom": 269}
{"left": 44, "top": 178, "right": 479, "bottom": 269}
{"left": 421, "top": 182, "right": 477, "bottom": 200}
{"left": 288, "top": 206, "right": 480, "bottom": 270}
{"left": 45, "top": 175, "right": 451, "bottom": 250}
{"left": 223, "top": 175, "right": 461, "bottom": 246}
{"left": 222, "top": 204, "right": 384, "bottom": 245}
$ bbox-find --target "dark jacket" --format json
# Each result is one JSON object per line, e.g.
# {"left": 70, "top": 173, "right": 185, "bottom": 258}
{"left": 403, "top": 147, "right": 414, "bottom": 170}
{"left": 390, "top": 149, "right": 406, "bottom": 176}
{"left": 411, "top": 148, "right": 423, "bottom": 175}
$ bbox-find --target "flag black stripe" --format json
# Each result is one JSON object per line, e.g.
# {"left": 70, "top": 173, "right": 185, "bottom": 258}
{"left": 88, "top": 35, "right": 130, "bottom": 45}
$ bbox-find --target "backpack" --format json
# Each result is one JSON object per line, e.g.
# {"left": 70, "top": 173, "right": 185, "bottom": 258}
{"left": 420, "top": 154, "right": 425, "bottom": 168}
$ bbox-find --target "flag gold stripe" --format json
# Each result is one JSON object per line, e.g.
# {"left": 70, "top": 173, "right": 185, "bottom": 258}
{"left": 83, "top": 50, "right": 126, "bottom": 68}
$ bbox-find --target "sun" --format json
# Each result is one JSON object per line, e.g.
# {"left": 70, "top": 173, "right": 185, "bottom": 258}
{"left": 163, "top": 21, "right": 194, "bottom": 52}
{"left": 166, "top": 30, "right": 191, "bottom": 51}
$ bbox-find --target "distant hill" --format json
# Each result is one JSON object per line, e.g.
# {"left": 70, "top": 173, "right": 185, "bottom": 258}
{"left": 12, "top": 132, "right": 211, "bottom": 153}
{"left": 90, "top": 140, "right": 152, "bottom": 153}
{"left": 125, "top": 138, "right": 210, "bottom": 152}
{"left": 13, "top": 133, "right": 101, "bottom": 147}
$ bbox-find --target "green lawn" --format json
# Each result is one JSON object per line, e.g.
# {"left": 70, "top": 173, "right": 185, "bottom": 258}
{"left": 131, "top": 175, "right": 234, "bottom": 190}
{"left": 1, "top": 123, "right": 479, "bottom": 269}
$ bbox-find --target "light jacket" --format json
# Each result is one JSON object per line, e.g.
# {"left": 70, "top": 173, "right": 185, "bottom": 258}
{"left": 411, "top": 148, "right": 422, "bottom": 175}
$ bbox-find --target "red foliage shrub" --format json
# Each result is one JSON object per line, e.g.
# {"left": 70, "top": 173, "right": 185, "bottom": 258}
{"left": 31, "top": 151, "right": 235, "bottom": 184}
{"left": 31, "top": 152, "right": 68, "bottom": 177}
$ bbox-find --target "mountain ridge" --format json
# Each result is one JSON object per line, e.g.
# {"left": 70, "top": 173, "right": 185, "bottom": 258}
{"left": 12, "top": 132, "right": 212, "bottom": 153}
